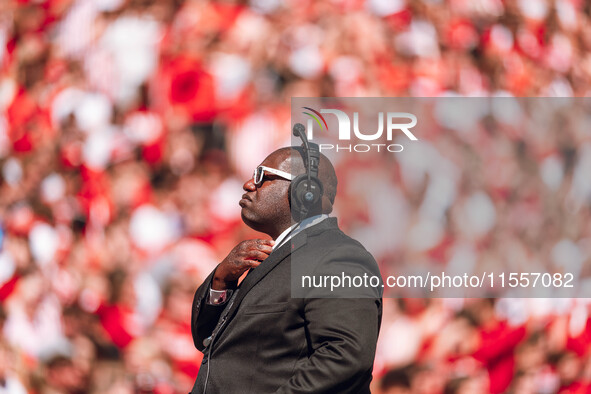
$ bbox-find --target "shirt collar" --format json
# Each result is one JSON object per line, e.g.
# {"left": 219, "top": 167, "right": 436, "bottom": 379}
{"left": 272, "top": 214, "right": 330, "bottom": 250}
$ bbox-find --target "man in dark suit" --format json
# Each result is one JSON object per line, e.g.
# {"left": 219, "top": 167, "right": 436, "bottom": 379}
{"left": 190, "top": 147, "right": 382, "bottom": 394}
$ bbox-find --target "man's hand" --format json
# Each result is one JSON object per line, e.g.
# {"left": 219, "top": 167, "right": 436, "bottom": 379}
{"left": 212, "top": 239, "right": 275, "bottom": 290}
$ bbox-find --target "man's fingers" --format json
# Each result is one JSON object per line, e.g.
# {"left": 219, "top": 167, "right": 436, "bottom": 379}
{"left": 230, "top": 259, "right": 261, "bottom": 278}
{"left": 238, "top": 247, "right": 272, "bottom": 260}
{"left": 255, "top": 244, "right": 274, "bottom": 254}
{"left": 242, "top": 239, "right": 274, "bottom": 254}
{"left": 250, "top": 239, "right": 274, "bottom": 247}
{"left": 246, "top": 250, "right": 271, "bottom": 262}
{"left": 230, "top": 239, "right": 274, "bottom": 268}
{"left": 248, "top": 260, "right": 262, "bottom": 269}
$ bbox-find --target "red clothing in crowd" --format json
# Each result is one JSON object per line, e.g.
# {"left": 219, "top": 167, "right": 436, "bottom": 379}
{"left": 473, "top": 321, "right": 527, "bottom": 393}
{"left": 96, "top": 303, "right": 139, "bottom": 349}
{"left": 559, "top": 381, "right": 591, "bottom": 394}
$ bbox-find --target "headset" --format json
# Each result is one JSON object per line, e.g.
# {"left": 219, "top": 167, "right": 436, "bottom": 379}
{"left": 291, "top": 123, "right": 324, "bottom": 221}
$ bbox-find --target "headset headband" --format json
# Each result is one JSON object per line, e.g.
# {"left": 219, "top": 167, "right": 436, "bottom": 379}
{"left": 292, "top": 123, "right": 322, "bottom": 220}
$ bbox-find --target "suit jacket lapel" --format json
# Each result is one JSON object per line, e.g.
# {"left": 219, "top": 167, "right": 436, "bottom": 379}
{"left": 214, "top": 218, "right": 339, "bottom": 338}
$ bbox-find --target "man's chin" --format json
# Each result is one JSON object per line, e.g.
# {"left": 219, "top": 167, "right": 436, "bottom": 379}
{"left": 241, "top": 211, "right": 261, "bottom": 231}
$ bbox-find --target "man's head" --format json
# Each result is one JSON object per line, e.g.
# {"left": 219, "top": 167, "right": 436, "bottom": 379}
{"left": 239, "top": 147, "right": 337, "bottom": 239}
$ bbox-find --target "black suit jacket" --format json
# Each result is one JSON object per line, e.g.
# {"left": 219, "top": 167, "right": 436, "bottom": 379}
{"left": 190, "top": 218, "right": 382, "bottom": 394}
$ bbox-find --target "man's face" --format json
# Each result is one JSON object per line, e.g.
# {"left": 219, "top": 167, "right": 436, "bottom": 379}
{"left": 239, "top": 151, "right": 292, "bottom": 237}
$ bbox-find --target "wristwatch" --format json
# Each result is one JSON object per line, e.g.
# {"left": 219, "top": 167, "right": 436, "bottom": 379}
{"left": 208, "top": 287, "right": 233, "bottom": 305}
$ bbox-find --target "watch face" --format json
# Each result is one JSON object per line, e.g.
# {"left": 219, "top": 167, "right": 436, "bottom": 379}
{"left": 209, "top": 289, "right": 233, "bottom": 305}
{"left": 218, "top": 292, "right": 227, "bottom": 303}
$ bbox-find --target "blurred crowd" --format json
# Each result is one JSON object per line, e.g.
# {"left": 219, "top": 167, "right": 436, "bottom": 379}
{"left": 1, "top": 0, "right": 591, "bottom": 393}
{"left": 314, "top": 96, "right": 591, "bottom": 394}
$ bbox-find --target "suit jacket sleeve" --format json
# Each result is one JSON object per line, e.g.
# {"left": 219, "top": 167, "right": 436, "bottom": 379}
{"left": 191, "top": 269, "right": 226, "bottom": 352}
{"left": 275, "top": 246, "right": 382, "bottom": 394}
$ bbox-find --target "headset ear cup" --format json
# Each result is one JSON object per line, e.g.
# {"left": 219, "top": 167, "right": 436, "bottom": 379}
{"left": 290, "top": 175, "right": 323, "bottom": 221}
{"left": 302, "top": 176, "right": 323, "bottom": 207}
{"left": 290, "top": 175, "right": 305, "bottom": 220}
